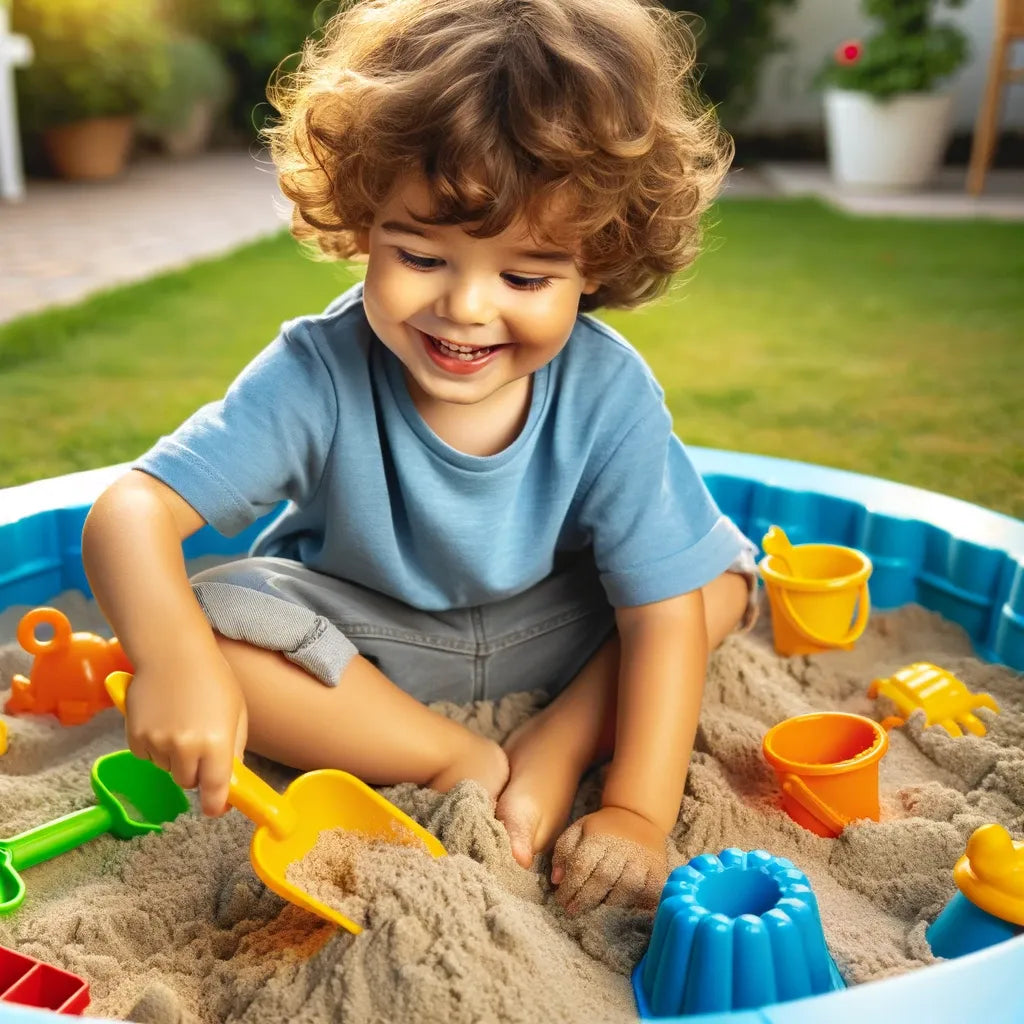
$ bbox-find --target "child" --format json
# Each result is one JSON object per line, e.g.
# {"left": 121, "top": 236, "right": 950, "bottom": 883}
{"left": 82, "top": 0, "right": 756, "bottom": 915}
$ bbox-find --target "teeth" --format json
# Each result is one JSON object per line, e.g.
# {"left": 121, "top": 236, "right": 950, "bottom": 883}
{"left": 431, "top": 334, "right": 491, "bottom": 360}
{"left": 439, "top": 338, "right": 475, "bottom": 353}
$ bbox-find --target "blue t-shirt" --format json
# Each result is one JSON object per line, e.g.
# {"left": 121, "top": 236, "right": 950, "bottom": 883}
{"left": 136, "top": 283, "right": 751, "bottom": 611}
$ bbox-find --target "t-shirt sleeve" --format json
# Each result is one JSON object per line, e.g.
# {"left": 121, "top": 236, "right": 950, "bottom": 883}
{"left": 578, "top": 403, "right": 755, "bottom": 607}
{"left": 133, "top": 322, "right": 338, "bottom": 536}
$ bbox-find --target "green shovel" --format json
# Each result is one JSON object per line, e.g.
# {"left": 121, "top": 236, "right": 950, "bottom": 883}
{"left": 0, "top": 749, "right": 188, "bottom": 913}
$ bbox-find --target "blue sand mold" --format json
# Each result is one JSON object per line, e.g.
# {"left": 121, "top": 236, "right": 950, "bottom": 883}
{"left": 926, "top": 891, "right": 1023, "bottom": 960}
{"left": 633, "top": 850, "right": 844, "bottom": 1018}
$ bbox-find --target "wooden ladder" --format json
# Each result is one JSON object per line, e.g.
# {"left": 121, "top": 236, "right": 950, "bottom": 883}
{"left": 967, "top": 0, "right": 1024, "bottom": 195}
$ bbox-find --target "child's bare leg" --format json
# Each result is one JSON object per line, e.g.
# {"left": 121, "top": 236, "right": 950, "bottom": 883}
{"left": 215, "top": 636, "right": 510, "bottom": 798}
{"left": 496, "top": 634, "right": 619, "bottom": 867}
{"left": 495, "top": 570, "right": 749, "bottom": 868}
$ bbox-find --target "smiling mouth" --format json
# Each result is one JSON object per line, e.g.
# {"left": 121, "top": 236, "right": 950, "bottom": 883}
{"left": 419, "top": 330, "right": 499, "bottom": 362}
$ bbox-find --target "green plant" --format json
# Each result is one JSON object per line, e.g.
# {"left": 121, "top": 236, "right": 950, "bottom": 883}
{"left": 12, "top": 0, "right": 170, "bottom": 132}
{"left": 161, "top": 0, "right": 336, "bottom": 137}
{"left": 141, "top": 34, "right": 233, "bottom": 133}
{"left": 817, "top": 0, "right": 969, "bottom": 99}
{"left": 658, "top": 0, "right": 798, "bottom": 122}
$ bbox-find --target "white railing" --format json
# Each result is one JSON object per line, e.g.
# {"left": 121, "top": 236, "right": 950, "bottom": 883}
{"left": 0, "top": 4, "right": 33, "bottom": 201}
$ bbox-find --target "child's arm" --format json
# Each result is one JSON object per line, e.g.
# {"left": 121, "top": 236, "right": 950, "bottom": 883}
{"left": 551, "top": 589, "right": 707, "bottom": 911}
{"left": 82, "top": 470, "right": 247, "bottom": 816}
{"left": 604, "top": 589, "right": 707, "bottom": 831}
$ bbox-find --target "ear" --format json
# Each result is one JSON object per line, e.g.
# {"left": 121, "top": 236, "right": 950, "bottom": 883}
{"left": 581, "top": 278, "right": 600, "bottom": 296}
{"left": 353, "top": 226, "right": 371, "bottom": 255}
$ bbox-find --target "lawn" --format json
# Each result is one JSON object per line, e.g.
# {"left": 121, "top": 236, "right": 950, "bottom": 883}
{"left": 1, "top": 198, "right": 1021, "bottom": 517}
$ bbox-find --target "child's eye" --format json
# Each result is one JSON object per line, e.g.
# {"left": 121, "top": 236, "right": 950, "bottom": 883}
{"left": 393, "top": 249, "right": 551, "bottom": 292}
{"left": 503, "top": 274, "right": 552, "bottom": 292}
{"left": 395, "top": 249, "right": 441, "bottom": 270}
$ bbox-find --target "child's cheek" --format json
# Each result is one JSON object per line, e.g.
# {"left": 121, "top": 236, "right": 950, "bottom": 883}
{"left": 516, "top": 293, "right": 579, "bottom": 348}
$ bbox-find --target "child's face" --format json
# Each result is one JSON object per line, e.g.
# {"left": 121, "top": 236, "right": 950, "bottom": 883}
{"left": 357, "top": 175, "right": 599, "bottom": 412}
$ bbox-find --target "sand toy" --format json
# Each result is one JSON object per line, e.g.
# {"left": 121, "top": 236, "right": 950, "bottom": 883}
{"left": 5, "top": 607, "right": 131, "bottom": 725}
{"left": 105, "top": 671, "right": 447, "bottom": 935}
{"left": 759, "top": 526, "right": 872, "bottom": 656}
{"left": 0, "top": 749, "right": 188, "bottom": 915}
{"left": 927, "top": 824, "right": 1024, "bottom": 959}
{"left": 868, "top": 661, "right": 1001, "bottom": 737}
{"left": 0, "top": 944, "right": 90, "bottom": 1014}
{"left": 632, "top": 848, "right": 844, "bottom": 1017}
{"left": 0, "top": 719, "right": 6, "bottom": 756}
{"left": 762, "top": 712, "right": 888, "bottom": 838}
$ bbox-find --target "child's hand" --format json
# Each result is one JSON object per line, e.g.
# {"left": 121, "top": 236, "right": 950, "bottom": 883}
{"left": 550, "top": 805, "right": 667, "bottom": 915}
{"left": 124, "top": 656, "right": 247, "bottom": 817}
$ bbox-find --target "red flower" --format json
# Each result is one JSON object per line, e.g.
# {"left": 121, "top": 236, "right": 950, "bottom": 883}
{"left": 835, "top": 40, "right": 862, "bottom": 65}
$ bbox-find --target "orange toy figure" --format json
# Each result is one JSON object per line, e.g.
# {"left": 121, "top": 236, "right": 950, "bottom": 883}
{"left": 5, "top": 608, "right": 132, "bottom": 726}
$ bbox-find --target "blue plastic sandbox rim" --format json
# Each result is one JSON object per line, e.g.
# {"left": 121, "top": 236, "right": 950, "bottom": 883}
{"left": 0, "top": 450, "right": 1022, "bottom": 1024}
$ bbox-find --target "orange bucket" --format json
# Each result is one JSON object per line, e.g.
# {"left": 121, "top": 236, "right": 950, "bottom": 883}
{"left": 759, "top": 532, "right": 872, "bottom": 656}
{"left": 762, "top": 712, "right": 888, "bottom": 838}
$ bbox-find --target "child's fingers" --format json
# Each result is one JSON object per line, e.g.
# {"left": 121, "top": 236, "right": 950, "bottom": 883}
{"left": 565, "top": 842, "right": 629, "bottom": 915}
{"left": 125, "top": 731, "right": 157, "bottom": 771}
{"left": 554, "top": 833, "right": 606, "bottom": 910}
{"left": 167, "top": 746, "right": 201, "bottom": 792}
{"left": 135, "top": 735, "right": 177, "bottom": 778}
{"left": 604, "top": 857, "right": 648, "bottom": 909}
{"left": 551, "top": 819, "right": 583, "bottom": 885}
{"left": 639, "top": 864, "right": 664, "bottom": 910}
{"left": 125, "top": 720, "right": 162, "bottom": 773}
{"left": 197, "top": 745, "right": 234, "bottom": 817}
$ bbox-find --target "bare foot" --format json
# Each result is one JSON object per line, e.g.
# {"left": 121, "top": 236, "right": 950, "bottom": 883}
{"left": 494, "top": 712, "right": 588, "bottom": 869}
{"left": 428, "top": 733, "right": 510, "bottom": 802}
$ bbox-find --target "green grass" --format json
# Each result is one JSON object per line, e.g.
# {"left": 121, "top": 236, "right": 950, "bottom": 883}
{"left": 2, "top": 198, "right": 1022, "bottom": 517}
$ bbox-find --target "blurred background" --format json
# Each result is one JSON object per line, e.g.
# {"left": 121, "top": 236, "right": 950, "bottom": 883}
{"left": 0, "top": 0, "right": 1021, "bottom": 516}
{"left": 5, "top": 0, "right": 1023, "bottom": 180}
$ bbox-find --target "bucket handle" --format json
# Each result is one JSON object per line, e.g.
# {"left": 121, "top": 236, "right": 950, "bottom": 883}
{"left": 778, "top": 581, "right": 871, "bottom": 650}
{"left": 780, "top": 773, "right": 848, "bottom": 837}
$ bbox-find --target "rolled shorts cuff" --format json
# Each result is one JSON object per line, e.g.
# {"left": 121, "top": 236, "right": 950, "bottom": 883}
{"left": 192, "top": 580, "right": 358, "bottom": 686}
{"left": 726, "top": 547, "right": 760, "bottom": 632}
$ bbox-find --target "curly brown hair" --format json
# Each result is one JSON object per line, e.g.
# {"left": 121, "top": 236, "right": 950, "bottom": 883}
{"left": 264, "top": 0, "right": 733, "bottom": 311}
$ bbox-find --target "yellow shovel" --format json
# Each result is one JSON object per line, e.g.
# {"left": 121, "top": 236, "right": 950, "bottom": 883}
{"left": 104, "top": 671, "right": 445, "bottom": 934}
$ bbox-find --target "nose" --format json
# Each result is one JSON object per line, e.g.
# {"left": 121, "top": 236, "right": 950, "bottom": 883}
{"left": 435, "top": 274, "right": 496, "bottom": 326}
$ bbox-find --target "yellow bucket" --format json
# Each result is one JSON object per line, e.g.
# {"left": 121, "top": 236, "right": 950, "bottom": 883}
{"left": 759, "top": 530, "right": 872, "bottom": 656}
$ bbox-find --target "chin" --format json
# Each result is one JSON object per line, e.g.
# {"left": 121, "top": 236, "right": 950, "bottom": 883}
{"left": 418, "top": 381, "right": 490, "bottom": 405}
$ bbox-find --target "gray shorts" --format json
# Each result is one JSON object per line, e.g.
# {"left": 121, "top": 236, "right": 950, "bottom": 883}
{"left": 190, "top": 553, "right": 757, "bottom": 705}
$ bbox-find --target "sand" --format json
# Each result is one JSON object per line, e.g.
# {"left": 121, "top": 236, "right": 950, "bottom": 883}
{"left": 1, "top": 586, "right": 1022, "bottom": 1022}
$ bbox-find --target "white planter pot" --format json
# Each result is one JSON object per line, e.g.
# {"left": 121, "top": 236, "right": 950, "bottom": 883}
{"left": 823, "top": 88, "right": 953, "bottom": 191}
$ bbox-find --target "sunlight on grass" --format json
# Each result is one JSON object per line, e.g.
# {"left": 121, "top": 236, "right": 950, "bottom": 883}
{"left": 1, "top": 199, "right": 1021, "bottom": 517}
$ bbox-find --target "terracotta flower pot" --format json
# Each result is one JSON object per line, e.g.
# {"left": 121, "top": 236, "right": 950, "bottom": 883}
{"left": 43, "top": 116, "right": 135, "bottom": 181}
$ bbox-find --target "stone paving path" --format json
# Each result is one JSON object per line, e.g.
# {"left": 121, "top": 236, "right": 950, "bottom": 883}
{"left": 0, "top": 150, "right": 287, "bottom": 325}
{"left": 762, "top": 163, "right": 1024, "bottom": 221}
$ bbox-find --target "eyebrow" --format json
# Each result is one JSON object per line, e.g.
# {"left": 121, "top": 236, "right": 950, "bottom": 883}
{"left": 379, "top": 219, "right": 576, "bottom": 265}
